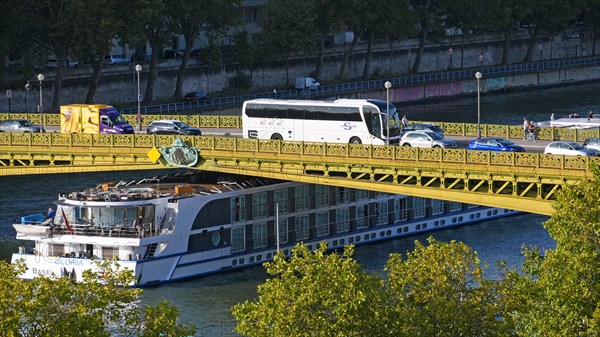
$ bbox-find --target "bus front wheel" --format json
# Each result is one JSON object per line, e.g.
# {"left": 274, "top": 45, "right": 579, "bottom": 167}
{"left": 349, "top": 137, "right": 361, "bottom": 144}
{"left": 271, "top": 133, "right": 283, "bottom": 140}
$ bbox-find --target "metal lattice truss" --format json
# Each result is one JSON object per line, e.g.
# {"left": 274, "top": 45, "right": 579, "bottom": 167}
{"left": 1, "top": 135, "right": 597, "bottom": 215}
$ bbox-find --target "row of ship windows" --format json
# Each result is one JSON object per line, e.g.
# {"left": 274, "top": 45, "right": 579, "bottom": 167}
{"left": 232, "top": 192, "right": 466, "bottom": 223}
{"left": 229, "top": 210, "right": 504, "bottom": 267}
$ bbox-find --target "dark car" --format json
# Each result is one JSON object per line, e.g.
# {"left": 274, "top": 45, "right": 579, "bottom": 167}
{"left": 401, "top": 123, "right": 444, "bottom": 136}
{"left": 0, "top": 119, "right": 42, "bottom": 133}
{"left": 146, "top": 120, "right": 202, "bottom": 135}
{"left": 184, "top": 91, "right": 211, "bottom": 101}
{"left": 467, "top": 137, "right": 525, "bottom": 152}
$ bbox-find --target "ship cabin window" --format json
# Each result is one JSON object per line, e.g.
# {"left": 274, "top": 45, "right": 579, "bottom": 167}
{"left": 231, "top": 196, "right": 246, "bottom": 222}
{"left": 295, "top": 186, "right": 309, "bottom": 211}
{"left": 253, "top": 222, "right": 267, "bottom": 249}
{"left": 356, "top": 204, "right": 369, "bottom": 229}
{"left": 376, "top": 191, "right": 387, "bottom": 198}
{"left": 336, "top": 208, "right": 350, "bottom": 233}
{"left": 335, "top": 187, "right": 349, "bottom": 204}
{"left": 252, "top": 193, "right": 267, "bottom": 219}
{"left": 315, "top": 185, "right": 329, "bottom": 208}
{"left": 449, "top": 202, "right": 462, "bottom": 212}
{"left": 49, "top": 244, "right": 65, "bottom": 257}
{"left": 413, "top": 197, "right": 426, "bottom": 219}
{"left": 316, "top": 212, "right": 329, "bottom": 237}
{"left": 295, "top": 214, "right": 309, "bottom": 241}
{"left": 63, "top": 205, "right": 155, "bottom": 230}
{"left": 278, "top": 218, "right": 289, "bottom": 244}
{"left": 467, "top": 204, "right": 479, "bottom": 209}
{"left": 231, "top": 226, "right": 245, "bottom": 253}
{"left": 431, "top": 199, "right": 444, "bottom": 215}
{"left": 375, "top": 201, "right": 388, "bottom": 226}
{"left": 274, "top": 189, "right": 288, "bottom": 214}
{"left": 395, "top": 198, "right": 408, "bottom": 222}
{"left": 102, "top": 246, "right": 118, "bottom": 259}
{"left": 356, "top": 189, "right": 369, "bottom": 201}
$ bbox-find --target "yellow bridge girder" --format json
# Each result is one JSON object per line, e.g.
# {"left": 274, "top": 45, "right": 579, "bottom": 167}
{"left": 0, "top": 133, "right": 597, "bottom": 216}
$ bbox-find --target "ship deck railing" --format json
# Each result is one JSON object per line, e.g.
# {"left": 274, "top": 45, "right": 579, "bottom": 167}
{"left": 50, "top": 223, "right": 168, "bottom": 238}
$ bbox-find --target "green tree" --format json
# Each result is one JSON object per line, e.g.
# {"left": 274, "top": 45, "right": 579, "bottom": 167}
{"left": 409, "top": 0, "right": 446, "bottom": 73}
{"left": 583, "top": 0, "right": 600, "bottom": 56}
{"left": 232, "top": 243, "right": 386, "bottom": 337}
{"left": 521, "top": 0, "right": 585, "bottom": 62}
{"left": 28, "top": 0, "right": 82, "bottom": 112}
{"left": 167, "top": 0, "right": 241, "bottom": 100}
{"left": 0, "top": 260, "right": 195, "bottom": 337}
{"left": 385, "top": 237, "right": 512, "bottom": 336}
{"left": 313, "top": 0, "right": 342, "bottom": 80}
{"left": 502, "top": 166, "right": 600, "bottom": 336}
{"left": 259, "top": 0, "right": 317, "bottom": 86}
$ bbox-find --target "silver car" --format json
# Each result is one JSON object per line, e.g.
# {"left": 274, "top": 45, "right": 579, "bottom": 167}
{"left": 0, "top": 119, "right": 42, "bottom": 133}
{"left": 544, "top": 141, "right": 598, "bottom": 156}
{"left": 400, "top": 130, "right": 457, "bottom": 148}
{"left": 583, "top": 138, "right": 600, "bottom": 151}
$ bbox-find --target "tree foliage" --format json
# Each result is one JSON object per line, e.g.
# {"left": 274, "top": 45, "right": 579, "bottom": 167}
{"left": 232, "top": 243, "right": 385, "bottom": 337}
{"left": 233, "top": 168, "right": 600, "bottom": 336}
{"left": 0, "top": 260, "right": 195, "bottom": 337}
{"left": 502, "top": 165, "right": 600, "bottom": 336}
{"left": 259, "top": 0, "right": 317, "bottom": 85}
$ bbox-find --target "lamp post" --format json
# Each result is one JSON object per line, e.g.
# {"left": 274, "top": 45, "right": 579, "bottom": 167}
{"left": 384, "top": 81, "right": 392, "bottom": 146}
{"left": 135, "top": 64, "right": 142, "bottom": 114}
{"left": 37, "top": 74, "right": 44, "bottom": 133}
{"left": 475, "top": 72, "right": 482, "bottom": 139}
{"left": 24, "top": 81, "right": 32, "bottom": 112}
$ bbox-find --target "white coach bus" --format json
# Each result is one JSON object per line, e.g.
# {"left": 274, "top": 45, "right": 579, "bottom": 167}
{"left": 242, "top": 98, "right": 402, "bottom": 145}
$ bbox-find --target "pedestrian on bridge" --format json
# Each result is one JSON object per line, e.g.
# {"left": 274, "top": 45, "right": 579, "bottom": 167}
{"left": 136, "top": 112, "right": 143, "bottom": 131}
{"left": 523, "top": 118, "right": 529, "bottom": 140}
{"left": 401, "top": 114, "right": 409, "bottom": 128}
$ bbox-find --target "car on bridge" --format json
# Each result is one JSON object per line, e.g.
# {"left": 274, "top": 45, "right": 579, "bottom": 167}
{"left": 544, "top": 141, "right": 599, "bottom": 156}
{"left": 0, "top": 119, "right": 42, "bottom": 133}
{"left": 583, "top": 138, "right": 600, "bottom": 151}
{"left": 146, "top": 119, "right": 202, "bottom": 135}
{"left": 467, "top": 137, "right": 525, "bottom": 152}
{"left": 400, "top": 130, "right": 456, "bottom": 148}
{"left": 401, "top": 123, "right": 444, "bottom": 137}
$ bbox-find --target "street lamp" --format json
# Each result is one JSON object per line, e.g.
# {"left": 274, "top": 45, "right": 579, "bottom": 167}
{"left": 135, "top": 64, "right": 142, "bottom": 130}
{"left": 37, "top": 73, "right": 44, "bottom": 133}
{"left": 475, "top": 72, "right": 482, "bottom": 139}
{"left": 384, "top": 81, "right": 392, "bottom": 146}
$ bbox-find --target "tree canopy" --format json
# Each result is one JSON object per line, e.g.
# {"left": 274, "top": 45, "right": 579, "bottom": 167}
{"left": 233, "top": 167, "right": 600, "bottom": 336}
{"left": 0, "top": 259, "right": 195, "bottom": 337}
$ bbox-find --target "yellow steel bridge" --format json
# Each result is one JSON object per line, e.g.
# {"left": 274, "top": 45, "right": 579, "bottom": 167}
{"left": 1, "top": 113, "right": 599, "bottom": 216}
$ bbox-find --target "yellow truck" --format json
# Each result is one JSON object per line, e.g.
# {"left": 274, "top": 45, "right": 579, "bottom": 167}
{"left": 60, "top": 104, "right": 134, "bottom": 134}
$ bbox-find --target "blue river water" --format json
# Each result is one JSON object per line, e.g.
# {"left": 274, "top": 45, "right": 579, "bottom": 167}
{"left": 1, "top": 81, "right": 599, "bottom": 336}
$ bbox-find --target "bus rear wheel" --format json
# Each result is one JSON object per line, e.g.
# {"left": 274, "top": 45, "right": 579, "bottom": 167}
{"left": 349, "top": 137, "right": 361, "bottom": 144}
{"left": 271, "top": 133, "right": 283, "bottom": 140}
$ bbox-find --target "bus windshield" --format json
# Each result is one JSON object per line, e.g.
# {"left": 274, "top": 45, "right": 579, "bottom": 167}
{"left": 367, "top": 99, "right": 401, "bottom": 138}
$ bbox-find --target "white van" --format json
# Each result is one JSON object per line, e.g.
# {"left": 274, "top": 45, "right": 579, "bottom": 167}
{"left": 295, "top": 77, "right": 320, "bottom": 90}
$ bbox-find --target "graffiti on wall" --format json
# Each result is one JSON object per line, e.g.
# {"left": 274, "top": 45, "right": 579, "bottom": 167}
{"left": 424, "top": 82, "right": 462, "bottom": 98}
{"left": 393, "top": 86, "right": 423, "bottom": 102}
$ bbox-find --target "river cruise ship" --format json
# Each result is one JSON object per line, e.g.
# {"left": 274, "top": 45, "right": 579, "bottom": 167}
{"left": 12, "top": 170, "right": 517, "bottom": 286}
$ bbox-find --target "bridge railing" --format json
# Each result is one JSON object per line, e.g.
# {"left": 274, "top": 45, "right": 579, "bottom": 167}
{"left": 1, "top": 113, "right": 599, "bottom": 143}
{"left": 0, "top": 132, "right": 597, "bottom": 173}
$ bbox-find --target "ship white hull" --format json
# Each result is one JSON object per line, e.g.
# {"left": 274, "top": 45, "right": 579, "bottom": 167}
{"left": 13, "top": 206, "right": 517, "bottom": 286}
